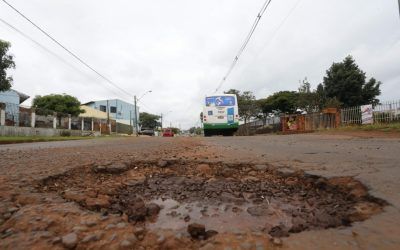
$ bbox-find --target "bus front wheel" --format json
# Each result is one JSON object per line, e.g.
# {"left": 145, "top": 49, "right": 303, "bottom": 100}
{"left": 204, "top": 130, "right": 212, "bottom": 137}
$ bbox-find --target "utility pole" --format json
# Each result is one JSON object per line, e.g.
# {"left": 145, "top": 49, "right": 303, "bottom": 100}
{"left": 106, "top": 100, "right": 110, "bottom": 134}
{"left": 160, "top": 113, "right": 163, "bottom": 129}
{"left": 134, "top": 95, "right": 139, "bottom": 136}
{"left": 115, "top": 99, "right": 118, "bottom": 134}
{"left": 398, "top": 0, "right": 400, "bottom": 18}
{"left": 129, "top": 110, "right": 133, "bottom": 135}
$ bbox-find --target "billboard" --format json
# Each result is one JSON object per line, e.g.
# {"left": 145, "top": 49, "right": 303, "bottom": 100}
{"left": 361, "top": 104, "right": 373, "bottom": 125}
{"left": 205, "top": 96, "right": 236, "bottom": 107}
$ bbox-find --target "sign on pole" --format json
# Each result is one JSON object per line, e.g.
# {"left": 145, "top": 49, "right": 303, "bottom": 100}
{"left": 361, "top": 104, "right": 373, "bottom": 125}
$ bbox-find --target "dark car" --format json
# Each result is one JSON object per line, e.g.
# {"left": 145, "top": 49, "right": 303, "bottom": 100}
{"left": 139, "top": 128, "right": 155, "bottom": 136}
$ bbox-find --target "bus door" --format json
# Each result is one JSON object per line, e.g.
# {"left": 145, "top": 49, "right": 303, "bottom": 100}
{"left": 227, "top": 107, "right": 234, "bottom": 124}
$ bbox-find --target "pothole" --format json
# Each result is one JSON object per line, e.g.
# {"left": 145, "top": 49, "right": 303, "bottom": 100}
{"left": 36, "top": 160, "right": 387, "bottom": 238}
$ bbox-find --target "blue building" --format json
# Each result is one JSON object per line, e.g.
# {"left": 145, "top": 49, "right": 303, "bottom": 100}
{"left": 83, "top": 99, "right": 139, "bottom": 126}
{"left": 0, "top": 89, "right": 30, "bottom": 126}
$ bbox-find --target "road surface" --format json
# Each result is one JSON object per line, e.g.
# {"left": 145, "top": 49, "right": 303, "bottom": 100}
{"left": 0, "top": 133, "right": 399, "bottom": 249}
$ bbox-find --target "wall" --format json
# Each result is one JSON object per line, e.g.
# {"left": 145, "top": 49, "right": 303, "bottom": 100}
{"left": 0, "top": 126, "right": 100, "bottom": 137}
{"left": 0, "top": 90, "right": 20, "bottom": 125}
{"left": 0, "top": 90, "right": 19, "bottom": 104}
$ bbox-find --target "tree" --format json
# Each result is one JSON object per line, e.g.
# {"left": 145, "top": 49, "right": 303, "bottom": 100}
{"left": 139, "top": 112, "right": 160, "bottom": 129}
{"left": 296, "top": 78, "right": 318, "bottom": 113}
{"left": 0, "top": 40, "right": 15, "bottom": 91}
{"left": 224, "top": 89, "right": 260, "bottom": 123}
{"left": 32, "top": 94, "right": 84, "bottom": 116}
{"left": 362, "top": 77, "right": 381, "bottom": 105}
{"left": 323, "top": 55, "right": 381, "bottom": 107}
{"left": 189, "top": 126, "right": 202, "bottom": 135}
{"left": 258, "top": 91, "right": 298, "bottom": 115}
{"left": 315, "top": 83, "right": 327, "bottom": 110}
{"left": 171, "top": 127, "right": 180, "bottom": 134}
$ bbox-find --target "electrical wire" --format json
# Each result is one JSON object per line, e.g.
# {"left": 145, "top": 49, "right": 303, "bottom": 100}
{"left": 1, "top": 0, "right": 132, "bottom": 99}
{"left": 214, "top": 0, "right": 273, "bottom": 93}
{"left": 0, "top": 18, "right": 133, "bottom": 102}
{"left": 236, "top": 0, "right": 302, "bottom": 81}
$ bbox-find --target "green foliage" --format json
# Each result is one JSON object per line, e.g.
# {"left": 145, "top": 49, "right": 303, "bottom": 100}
{"left": 189, "top": 126, "right": 202, "bottom": 135}
{"left": 170, "top": 127, "right": 180, "bottom": 134}
{"left": 224, "top": 89, "right": 260, "bottom": 123}
{"left": 315, "top": 83, "right": 327, "bottom": 110}
{"left": 324, "top": 97, "right": 342, "bottom": 109}
{"left": 258, "top": 91, "right": 298, "bottom": 115}
{"left": 139, "top": 112, "right": 160, "bottom": 129}
{"left": 296, "top": 78, "right": 319, "bottom": 113}
{"left": 0, "top": 40, "right": 15, "bottom": 91}
{"left": 362, "top": 77, "right": 381, "bottom": 105}
{"left": 323, "top": 55, "right": 381, "bottom": 107}
{"left": 32, "top": 94, "right": 84, "bottom": 116}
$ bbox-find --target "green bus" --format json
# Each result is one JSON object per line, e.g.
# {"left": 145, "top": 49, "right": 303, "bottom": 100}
{"left": 202, "top": 94, "right": 239, "bottom": 136}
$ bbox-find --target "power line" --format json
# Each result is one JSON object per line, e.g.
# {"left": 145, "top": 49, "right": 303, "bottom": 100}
{"left": 1, "top": 0, "right": 132, "bottom": 99}
{"left": 214, "top": 0, "right": 273, "bottom": 93}
{"left": 136, "top": 100, "right": 156, "bottom": 114}
{"left": 235, "top": 0, "right": 302, "bottom": 82}
{"left": 0, "top": 17, "right": 133, "bottom": 101}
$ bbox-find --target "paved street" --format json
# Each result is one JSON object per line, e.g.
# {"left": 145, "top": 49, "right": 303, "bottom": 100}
{"left": 1, "top": 133, "right": 400, "bottom": 249}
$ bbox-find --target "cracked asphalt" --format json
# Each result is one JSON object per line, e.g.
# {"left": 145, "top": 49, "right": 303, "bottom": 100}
{"left": 0, "top": 133, "right": 399, "bottom": 249}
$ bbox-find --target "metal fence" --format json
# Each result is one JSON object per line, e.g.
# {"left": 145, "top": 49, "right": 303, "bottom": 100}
{"left": 304, "top": 112, "right": 337, "bottom": 130}
{"left": 237, "top": 116, "right": 281, "bottom": 136}
{"left": 341, "top": 100, "right": 400, "bottom": 125}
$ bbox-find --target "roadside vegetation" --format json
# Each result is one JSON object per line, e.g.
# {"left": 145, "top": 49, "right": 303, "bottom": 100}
{"left": 0, "top": 136, "right": 93, "bottom": 144}
{"left": 222, "top": 55, "right": 382, "bottom": 123}
{"left": 335, "top": 123, "right": 400, "bottom": 133}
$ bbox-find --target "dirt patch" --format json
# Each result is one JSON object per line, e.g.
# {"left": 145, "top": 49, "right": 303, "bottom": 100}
{"left": 36, "top": 160, "right": 386, "bottom": 240}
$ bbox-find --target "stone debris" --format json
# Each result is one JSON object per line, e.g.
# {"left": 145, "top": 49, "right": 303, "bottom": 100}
{"left": 272, "top": 237, "right": 283, "bottom": 246}
{"left": 157, "top": 160, "right": 168, "bottom": 168}
{"left": 187, "top": 223, "right": 206, "bottom": 239}
{"left": 62, "top": 233, "right": 78, "bottom": 249}
{"left": 94, "top": 163, "right": 128, "bottom": 174}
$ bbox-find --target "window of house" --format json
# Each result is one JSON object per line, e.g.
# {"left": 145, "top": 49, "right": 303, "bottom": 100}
{"left": 99, "top": 105, "right": 106, "bottom": 112}
{"left": 110, "top": 106, "right": 117, "bottom": 113}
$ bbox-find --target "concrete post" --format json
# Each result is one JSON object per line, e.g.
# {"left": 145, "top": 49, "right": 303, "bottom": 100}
{"left": 81, "top": 118, "right": 84, "bottom": 131}
{"left": 31, "top": 110, "right": 36, "bottom": 128}
{"left": 53, "top": 113, "right": 57, "bottom": 129}
{"left": 68, "top": 115, "right": 72, "bottom": 130}
{"left": 91, "top": 118, "right": 94, "bottom": 131}
{"left": 0, "top": 109, "right": 5, "bottom": 126}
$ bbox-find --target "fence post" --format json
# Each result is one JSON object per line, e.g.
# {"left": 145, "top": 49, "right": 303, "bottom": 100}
{"left": 53, "top": 112, "right": 57, "bottom": 129}
{"left": 91, "top": 118, "right": 94, "bottom": 131}
{"left": 31, "top": 108, "right": 36, "bottom": 128}
{"left": 68, "top": 115, "right": 72, "bottom": 130}
{"left": 0, "top": 104, "right": 5, "bottom": 126}
{"left": 81, "top": 118, "right": 84, "bottom": 131}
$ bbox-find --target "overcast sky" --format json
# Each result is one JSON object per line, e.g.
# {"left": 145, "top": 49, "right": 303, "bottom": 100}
{"left": 1, "top": 0, "right": 399, "bottom": 129}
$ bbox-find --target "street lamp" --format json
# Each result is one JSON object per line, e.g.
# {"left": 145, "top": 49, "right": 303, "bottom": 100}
{"left": 134, "top": 90, "right": 152, "bottom": 136}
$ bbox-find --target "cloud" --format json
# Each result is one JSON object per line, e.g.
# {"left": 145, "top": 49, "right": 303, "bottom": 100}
{"left": 1, "top": 0, "right": 399, "bottom": 129}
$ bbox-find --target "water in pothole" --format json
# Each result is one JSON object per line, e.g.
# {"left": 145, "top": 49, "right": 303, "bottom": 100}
{"left": 36, "top": 160, "right": 387, "bottom": 237}
{"left": 147, "top": 198, "right": 292, "bottom": 233}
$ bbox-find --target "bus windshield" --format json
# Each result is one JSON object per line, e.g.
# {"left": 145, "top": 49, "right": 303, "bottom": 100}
{"left": 205, "top": 96, "right": 236, "bottom": 107}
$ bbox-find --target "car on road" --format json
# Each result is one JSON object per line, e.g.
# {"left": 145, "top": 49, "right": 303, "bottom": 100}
{"left": 139, "top": 128, "right": 155, "bottom": 136}
{"left": 162, "top": 128, "right": 174, "bottom": 137}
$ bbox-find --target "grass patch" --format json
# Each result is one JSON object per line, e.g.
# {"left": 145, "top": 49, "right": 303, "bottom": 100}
{"left": 0, "top": 136, "right": 93, "bottom": 144}
{"left": 336, "top": 123, "right": 400, "bottom": 133}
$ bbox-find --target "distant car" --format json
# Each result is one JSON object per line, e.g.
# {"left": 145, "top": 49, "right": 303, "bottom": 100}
{"left": 140, "top": 128, "right": 155, "bottom": 136}
{"left": 162, "top": 128, "right": 174, "bottom": 137}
